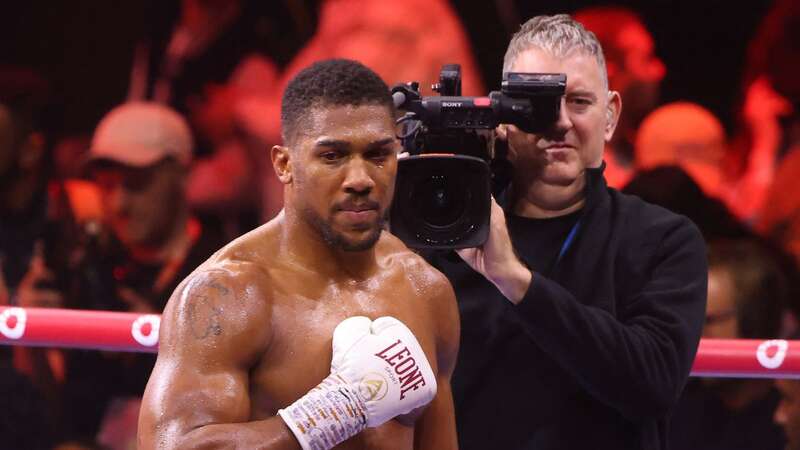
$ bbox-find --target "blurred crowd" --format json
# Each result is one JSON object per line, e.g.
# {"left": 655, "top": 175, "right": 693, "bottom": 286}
{"left": 1, "top": 0, "right": 799, "bottom": 449}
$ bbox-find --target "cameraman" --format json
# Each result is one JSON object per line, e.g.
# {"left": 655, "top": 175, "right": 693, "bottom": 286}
{"left": 424, "top": 15, "right": 707, "bottom": 449}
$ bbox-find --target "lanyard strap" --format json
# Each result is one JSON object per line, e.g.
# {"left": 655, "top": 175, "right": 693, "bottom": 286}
{"left": 555, "top": 219, "right": 581, "bottom": 266}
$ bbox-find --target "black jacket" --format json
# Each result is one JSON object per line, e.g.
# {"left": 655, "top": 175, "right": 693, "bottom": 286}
{"left": 424, "top": 167, "right": 707, "bottom": 450}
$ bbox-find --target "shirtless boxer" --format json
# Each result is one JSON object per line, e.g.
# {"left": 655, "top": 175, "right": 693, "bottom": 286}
{"left": 137, "top": 59, "right": 460, "bottom": 450}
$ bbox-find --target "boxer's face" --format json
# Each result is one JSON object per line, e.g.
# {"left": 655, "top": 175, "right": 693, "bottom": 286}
{"left": 287, "top": 103, "right": 398, "bottom": 251}
{"left": 504, "top": 47, "right": 619, "bottom": 187}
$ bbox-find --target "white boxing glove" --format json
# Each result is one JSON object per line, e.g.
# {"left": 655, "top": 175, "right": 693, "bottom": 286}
{"left": 278, "top": 316, "right": 437, "bottom": 450}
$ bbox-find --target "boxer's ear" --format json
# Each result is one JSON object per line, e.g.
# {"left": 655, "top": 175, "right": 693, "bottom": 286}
{"left": 271, "top": 145, "right": 292, "bottom": 184}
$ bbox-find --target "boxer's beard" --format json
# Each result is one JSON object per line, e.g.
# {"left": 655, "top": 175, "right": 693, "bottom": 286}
{"left": 302, "top": 205, "right": 384, "bottom": 252}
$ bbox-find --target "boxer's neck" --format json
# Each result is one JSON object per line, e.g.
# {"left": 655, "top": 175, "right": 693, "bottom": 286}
{"left": 279, "top": 209, "right": 379, "bottom": 281}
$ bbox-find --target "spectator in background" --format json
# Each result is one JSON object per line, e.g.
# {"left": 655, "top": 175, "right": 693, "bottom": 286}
{"left": 573, "top": 6, "right": 665, "bottom": 188}
{"left": 127, "top": 0, "right": 317, "bottom": 238}
{"left": 624, "top": 164, "right": 800, "bottom": 326}
{"left": 623, "top": 166, "right": 751, "bottom": 242}
{"left": 0, "top": 66, "right": 96, "bottom": 449}
{"left": 15, "top": 102, "right": 225, "bottom": 448}
{"left": 775, "top": 373, "right": 800, "bottom": 450}
{"left": 758, "top": 148, "right": 800, "bottom": 269}
{"left": 236, "top": 0, "right": 484, "bottom": 220}
{"left": 127, "top": 0, "right": 484, "bottom": 230}
{"left": 634, "top": 102, "right": 728, "bottom": 199}
{"left": 0, "top": 359, "right": 56, "bottom": 450}
{"left": 727, "top": 0, "right": 800, "bottom": 221}
{"left": 0, "top": 67, "right": 53, "bottom": 294}
{"left": 670, "top": 239, "right": 789, "bottom": 450}
{"left": 82, "top": 102, "right": 225, "bottom": 314}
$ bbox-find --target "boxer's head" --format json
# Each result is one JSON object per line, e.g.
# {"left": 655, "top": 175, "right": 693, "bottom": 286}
{"left": 274, "top": 59, "right": 398, "bottom": 252}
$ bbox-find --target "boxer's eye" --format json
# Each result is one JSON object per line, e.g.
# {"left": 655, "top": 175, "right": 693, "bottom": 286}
{"left": 320, "top": 150, "right": 344, "bottom": 162}
{"left": 365, "top": 147, "right": 393, "bottom": 163}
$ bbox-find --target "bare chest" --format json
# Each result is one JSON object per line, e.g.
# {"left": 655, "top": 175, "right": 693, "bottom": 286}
{"left": 248, "top": 279, "right": 436, "bottom": 448}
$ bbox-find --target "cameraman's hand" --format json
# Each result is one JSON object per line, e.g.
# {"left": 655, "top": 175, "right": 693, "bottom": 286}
{"left": 456, "top": 197, "right": 532, "bottom": 304}
{"left": 16, "top": 242, "right": 64, "bottom": 308}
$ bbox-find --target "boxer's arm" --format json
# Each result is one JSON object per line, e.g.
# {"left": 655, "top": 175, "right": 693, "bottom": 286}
{"left": 414, "top": 274, "right": 460, "bottom": 450}
{"left": 137, "top": 268, "right": 299, "bottom": 450}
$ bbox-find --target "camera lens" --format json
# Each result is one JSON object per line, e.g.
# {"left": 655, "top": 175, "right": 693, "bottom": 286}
{"left": 413, "top": 174, "right": 467, "bottom": 227}
{"left": 390, "top": 154, "right": 490, "bottom": 249}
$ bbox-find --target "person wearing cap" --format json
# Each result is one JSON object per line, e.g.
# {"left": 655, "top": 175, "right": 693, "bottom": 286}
{"left": 87, "top": 101, "right": 199, "bottom": 277}
{"left": 15, "top": 101, "right": 226, "bottom": 448}
{"left": 82, "top": 102, "right": 226, "bottom": 310}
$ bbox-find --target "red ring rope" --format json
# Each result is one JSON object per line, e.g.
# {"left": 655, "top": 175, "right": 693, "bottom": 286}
{"left": 1, "top": 306, "right": 799, "bottom": 378}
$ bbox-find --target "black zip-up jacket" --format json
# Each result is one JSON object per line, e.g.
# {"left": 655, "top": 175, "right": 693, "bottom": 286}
{"left": 424, "top": 166, "right": 708, "bottom": 450}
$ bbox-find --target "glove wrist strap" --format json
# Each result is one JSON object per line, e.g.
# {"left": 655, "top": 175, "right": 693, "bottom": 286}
{"left": 278, "top": 374, "right": 368, "bottom": 450}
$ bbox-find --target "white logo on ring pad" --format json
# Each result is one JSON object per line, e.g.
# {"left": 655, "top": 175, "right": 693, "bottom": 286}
{"left": 131, "top": 315, "right": 161, "bottom": 347}
{"left": 756, "top": 339, "right": 789, "bottom": 369}
{"left": 0, "top": 307, "right": 27, "bottom": 340}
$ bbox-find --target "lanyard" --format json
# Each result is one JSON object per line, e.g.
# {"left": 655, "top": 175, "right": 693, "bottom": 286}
{"left": 555, "top": 219, "right": 581, "bottom": 266}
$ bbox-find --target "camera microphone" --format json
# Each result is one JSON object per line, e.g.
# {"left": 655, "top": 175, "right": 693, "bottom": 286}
{"left": 389, "top": 64, "right": 565, "bottom": 250}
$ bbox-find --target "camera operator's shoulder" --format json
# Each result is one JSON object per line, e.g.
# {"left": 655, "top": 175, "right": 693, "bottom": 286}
{"left": 614, "top": 191, "right": 701, "bottom": 236}
{"left": 611, "top": 190, "right": 705, "bottom": 260}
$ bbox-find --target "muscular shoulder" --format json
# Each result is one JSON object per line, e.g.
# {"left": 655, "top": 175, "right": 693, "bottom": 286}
{"left": 160, "top": 255, "right": 274, "bottom": 367}
{"left": 379, "top": 232, "right": 460, "bottom": 372}
{"left": 378, "top": 232, "right": 455, "bottom": 302}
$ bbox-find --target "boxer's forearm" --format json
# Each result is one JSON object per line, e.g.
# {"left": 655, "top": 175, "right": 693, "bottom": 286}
{"left": 156, "top": 417, "right": 302, "bottom": 450}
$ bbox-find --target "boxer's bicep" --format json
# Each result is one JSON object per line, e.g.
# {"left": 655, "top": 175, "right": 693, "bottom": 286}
{"left": 139, "top": 353, "right": 251, "bottom": 444}
{"left": 139, "top": 268, "right": 273, "bottom": 447}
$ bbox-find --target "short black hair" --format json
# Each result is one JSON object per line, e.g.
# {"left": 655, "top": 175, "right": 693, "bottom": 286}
{"left": 280, "top": 59, "right": 393, "bottom": 145}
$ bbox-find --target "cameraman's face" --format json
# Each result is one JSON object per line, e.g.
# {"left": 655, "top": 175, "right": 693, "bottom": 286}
{"left": 93, "top": 159, "right": 185, "bottom": 250}
{"left": 505, "top": 47, "right": 619, "bottom": 186}
{"left": 282, "top": 104, "right": 398, "bottom": 251}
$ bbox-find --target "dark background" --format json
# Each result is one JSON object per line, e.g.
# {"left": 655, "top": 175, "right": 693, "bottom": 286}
{"left": 0, "top": 0, "right": 775, "bottom": 138}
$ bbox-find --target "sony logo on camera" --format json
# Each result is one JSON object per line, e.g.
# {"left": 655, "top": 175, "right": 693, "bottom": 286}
{"left": 390, "top": 64, "right": 566, "bottom": 250}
